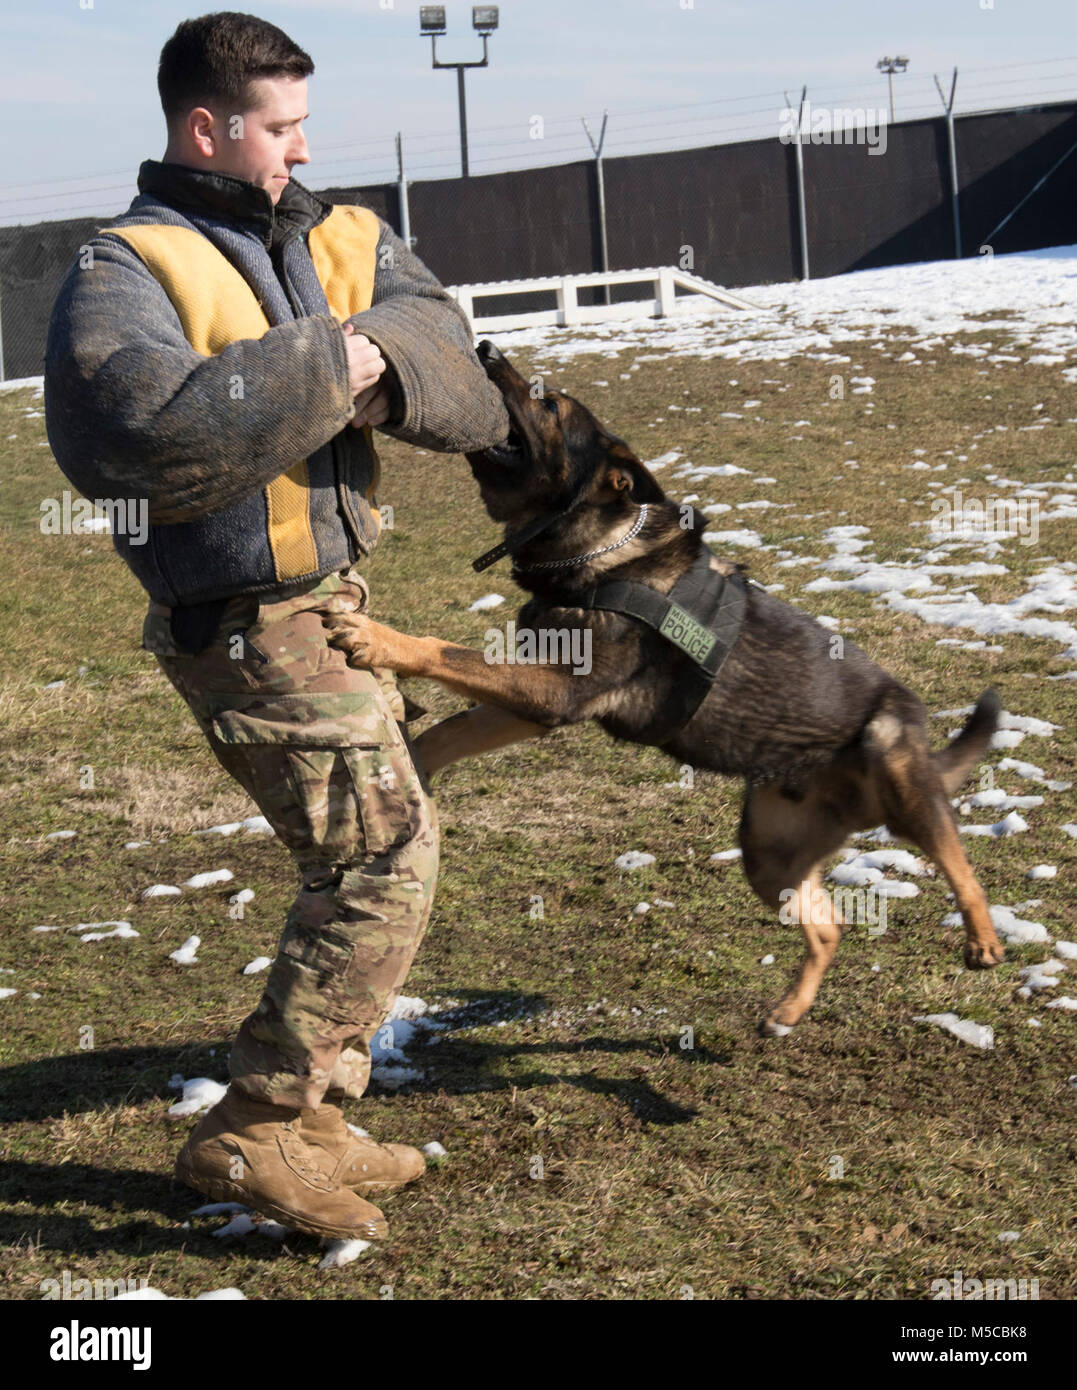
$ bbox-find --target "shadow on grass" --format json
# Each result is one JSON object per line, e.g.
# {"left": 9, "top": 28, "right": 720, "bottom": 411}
{"left": 0, "top": 1158, "right": 339, "bottom": 1263}
{"left": 1, "top": 1159, "right": 213, "bottom": 1237}
{"left": 0, "top": 989, "right": 733, "bottom": 1164}
{"left": 0, "top": 986, "right": 723, "bottom": 1259}
{"left": 378, "top": 989, "right": 729, "bottom": 1124}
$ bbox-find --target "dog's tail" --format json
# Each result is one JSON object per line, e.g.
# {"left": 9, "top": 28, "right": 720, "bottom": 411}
{"left": 933, "top": 689, "right": 1002, "bottom": 794}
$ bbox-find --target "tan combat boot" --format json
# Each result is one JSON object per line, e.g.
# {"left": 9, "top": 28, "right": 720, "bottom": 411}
{"left": 299, "top": 1103, "right": 427, "bottom": 1195}
{"left": 174, "top": 1084, "right": 388, "bottom": 1240}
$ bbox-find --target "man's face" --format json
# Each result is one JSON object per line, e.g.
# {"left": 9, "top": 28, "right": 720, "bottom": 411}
{"left": 200, "top": 75, "right": 310, "bottom": 204}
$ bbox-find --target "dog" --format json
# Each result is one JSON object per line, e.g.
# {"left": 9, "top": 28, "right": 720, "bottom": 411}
{"left": 322, "top": 341, "right": 1005, "bottom": 1035}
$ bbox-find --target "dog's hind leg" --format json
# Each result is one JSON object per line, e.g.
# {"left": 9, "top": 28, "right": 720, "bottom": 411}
{"left": 739, "top": 780, "right": 855, "bottom": 1036}
{"left": 879, "top": 739, "right": 1004, "bottom": 970}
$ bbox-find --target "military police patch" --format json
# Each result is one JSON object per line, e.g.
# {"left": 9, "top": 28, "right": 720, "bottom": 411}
{"left": 659, "top": 603, "right": 718, "bottom": 664}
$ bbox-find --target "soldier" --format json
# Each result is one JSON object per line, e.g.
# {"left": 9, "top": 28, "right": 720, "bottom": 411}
{"left": 43, "top": 11, "right": 509, "bottom": 1242}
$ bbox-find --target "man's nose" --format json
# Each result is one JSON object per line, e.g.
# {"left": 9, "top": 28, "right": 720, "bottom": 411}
{"left": 289, "top": 131, "right": 310, "bottom": 166}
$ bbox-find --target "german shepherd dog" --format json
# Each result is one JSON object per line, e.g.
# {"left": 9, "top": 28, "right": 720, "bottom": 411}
{"left": 323, "top": 342, "right": 1005, "bottom": 1035}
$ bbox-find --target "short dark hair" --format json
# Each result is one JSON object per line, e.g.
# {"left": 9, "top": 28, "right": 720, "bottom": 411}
{"left": 158, "top": 11, "right": 313, "bottom": 126}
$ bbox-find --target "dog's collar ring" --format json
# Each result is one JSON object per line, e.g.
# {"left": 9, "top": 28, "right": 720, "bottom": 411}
{"left": 513, "top": 505, "right": 650, "bottom": 573}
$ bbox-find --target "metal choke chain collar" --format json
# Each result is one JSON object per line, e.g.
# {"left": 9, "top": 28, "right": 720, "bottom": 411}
{"left": 514, "top": 504, "right": 650, "bottom": 572}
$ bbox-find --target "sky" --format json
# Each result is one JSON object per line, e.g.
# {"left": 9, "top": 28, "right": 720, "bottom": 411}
{"left": 2, "top": 0, "right": 1077, "bottom": 224}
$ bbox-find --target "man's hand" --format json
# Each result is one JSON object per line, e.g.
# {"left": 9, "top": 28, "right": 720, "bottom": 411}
{"left": 341, "top": 321, "right": 393, "bottom": 428}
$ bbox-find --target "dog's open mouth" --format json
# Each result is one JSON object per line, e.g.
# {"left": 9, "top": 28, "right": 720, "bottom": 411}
{"left": 477, "top": 420, "right": 527, "bottom": 469}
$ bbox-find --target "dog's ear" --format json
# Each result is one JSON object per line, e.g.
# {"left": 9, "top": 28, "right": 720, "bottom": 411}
{"left": 601, "top": 444, "right": 667, "bottom": 505}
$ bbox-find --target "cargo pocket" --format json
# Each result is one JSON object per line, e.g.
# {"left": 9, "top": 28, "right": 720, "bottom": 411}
{"left": 207, "top": 691, "right": 423, "bottom": 860}
{"left": 279, "top": 924, "right": 355, "bottom": 991}
{"left": 267, "top": 919, "right": 359, "bottom": 1027}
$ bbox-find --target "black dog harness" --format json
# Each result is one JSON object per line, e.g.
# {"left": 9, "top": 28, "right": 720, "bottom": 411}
{"left": 579, "top": 543, "right": 748, "bottom": 744}
{"left": 473, "top": 506, "right": 748, "bottom": 744}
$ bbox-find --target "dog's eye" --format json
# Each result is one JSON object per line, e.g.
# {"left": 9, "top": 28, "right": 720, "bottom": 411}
{"left": 543, "top": 394, "right": 559, "bottom": 413}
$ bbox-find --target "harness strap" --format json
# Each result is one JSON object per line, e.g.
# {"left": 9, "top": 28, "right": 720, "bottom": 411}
{"left": 581, "top": 545, "right": 748, "bottom": 744}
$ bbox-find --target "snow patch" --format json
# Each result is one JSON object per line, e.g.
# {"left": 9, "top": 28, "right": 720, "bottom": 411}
{"left": 914, "top": 1012, "right": 994, "bottom": 1050}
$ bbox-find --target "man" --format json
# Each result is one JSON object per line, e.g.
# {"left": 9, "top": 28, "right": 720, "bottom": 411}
{"left": 44, "top": 11, "right": 509, "bottom": 1242}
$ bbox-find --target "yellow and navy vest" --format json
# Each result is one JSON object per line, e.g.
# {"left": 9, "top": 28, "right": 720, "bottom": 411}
{"left": 104, "top": 202, "right": 383, "bottom": 607}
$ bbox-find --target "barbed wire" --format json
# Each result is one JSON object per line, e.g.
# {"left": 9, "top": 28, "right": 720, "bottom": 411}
{"left": 2, "top": 55, "right": 1076, "bottom": 226}
{"left": 7, "top": 49, "right": 1077, "bottom": 199}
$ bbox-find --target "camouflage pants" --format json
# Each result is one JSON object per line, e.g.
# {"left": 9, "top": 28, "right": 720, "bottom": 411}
{"left": 144, "top": 565, "right": 439, "bottom": 1110}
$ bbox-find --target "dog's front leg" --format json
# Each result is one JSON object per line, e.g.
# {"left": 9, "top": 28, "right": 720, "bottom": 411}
{"left": 414, "top": 704, "right": 553, "bottom": 776}
{"left": 323, "top": 612, "right": 596, "bottom": 726}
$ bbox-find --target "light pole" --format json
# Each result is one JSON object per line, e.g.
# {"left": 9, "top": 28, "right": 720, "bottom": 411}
{"left": 876, "top": 55, "right": 909, "bottom": 122}
{"left": 421, "top": 6, "right": 499, "bottom": 178}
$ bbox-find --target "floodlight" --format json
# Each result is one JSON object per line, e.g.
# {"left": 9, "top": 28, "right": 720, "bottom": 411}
{"left": 420, "top": 7, "right": 447, "bottom": 36}
{"left": 472, "top": 6, "right": 499, "bottom": 34}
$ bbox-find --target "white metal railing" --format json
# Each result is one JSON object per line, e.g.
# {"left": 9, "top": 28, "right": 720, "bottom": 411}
{"left": 446, "top": 266, "right": 764, "bottom": 333}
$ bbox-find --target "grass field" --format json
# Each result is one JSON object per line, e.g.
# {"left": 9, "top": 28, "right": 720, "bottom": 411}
{"left": 1, "top": 284, "right": 1075, "bottom": 1301}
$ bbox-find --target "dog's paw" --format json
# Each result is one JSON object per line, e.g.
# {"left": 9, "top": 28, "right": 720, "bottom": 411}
{"left": 322, "top": 610, "right": 379, "bottom": 668}
{"left": 964, "top": 937, "right": 1005, "bottom": 969}
{"left": 758, "top": 1015, "right": 794, "bottom": 1038}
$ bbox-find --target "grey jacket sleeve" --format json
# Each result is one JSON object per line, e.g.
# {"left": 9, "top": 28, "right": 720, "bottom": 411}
{"left": 44, "top": 234, "right": 356, "bottom": 525}
{"left": 347, "top": 219, "right": 510, "bottom": 454}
